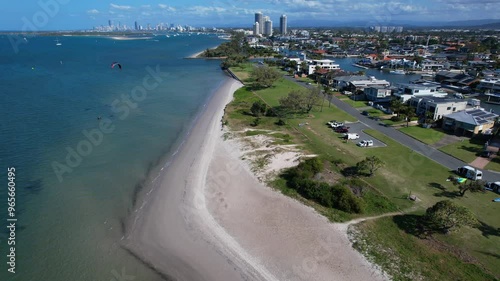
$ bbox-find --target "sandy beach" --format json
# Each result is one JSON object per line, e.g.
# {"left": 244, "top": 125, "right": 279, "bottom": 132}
{"left": 125, "top": 75, "right": 387, "bottom": 281}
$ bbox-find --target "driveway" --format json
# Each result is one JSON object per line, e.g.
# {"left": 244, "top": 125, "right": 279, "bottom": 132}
{"left": 283, "top": 76, "right": 500, "bottom": 181}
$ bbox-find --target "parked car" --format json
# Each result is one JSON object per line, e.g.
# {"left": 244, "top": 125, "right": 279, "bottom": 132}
{"left": 485, "top": 182, "right": 500, "bottom": 193}
{"left": 480, "top": 150, "right": 493, "bottom": 158}
{"left": 357, "top": 140, "right": 374, "bottom": 147}
{"left": 344, "top": 133, "right": 359, "bottom": 140}
{"left": 329, "top": 122, "right": 344, "bottom": 128}
{"left": 456, "top": 165, "right": 483, "bottom": 180}
{"left": 361, "top": 110, "right": 370, "bottom": 116}
{"left": 334, "top": 125, "right": 350, "bottom": 131}
{"left": 335, "top": 128, "right": 349, "bottom": 133}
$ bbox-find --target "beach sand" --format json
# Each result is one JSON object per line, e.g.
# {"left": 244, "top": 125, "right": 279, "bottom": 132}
{"left": 125, "top": 77, "right": 273, "bottom": 281}
{"left": 125, "top": 76, "right": 387, "bottom": 281}
{"left": 206, "top": 136, "right": 387, "bottom": 281}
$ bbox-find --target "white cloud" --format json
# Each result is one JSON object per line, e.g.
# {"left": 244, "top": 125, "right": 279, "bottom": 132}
{"left": 110, "top": 3, "right": 132, "bottom": 10}
{"left": 87, "top": 9, "right": 99, "bottom": 15}
{"left": 158, "top": 4, "right": 176, "bottom": 11}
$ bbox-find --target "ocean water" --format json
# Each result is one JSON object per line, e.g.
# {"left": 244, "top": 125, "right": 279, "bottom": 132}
{"left": 0, "top": 34, "right": 226, "bottom": 281}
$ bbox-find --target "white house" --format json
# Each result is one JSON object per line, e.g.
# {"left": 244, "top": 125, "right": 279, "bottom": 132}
{"left": 408, "top": 97, "right": 468, "bottom": 120}
{"left": 394, "top": 83, "right": 448, "bottom": 102}
{"left": 333, "top": 75, "right": 390, "bottom": 92}
{"left": 477, "top": 77, "right": 500, "bottom": 93}
{"left": 420, "top": 59, "right": 446, "bottom": 71}
{"left": 364, "top": 86, "right": 392, "bottom": 101}
{"left": 307, "top": 59, "right": 340, "bottom": 75}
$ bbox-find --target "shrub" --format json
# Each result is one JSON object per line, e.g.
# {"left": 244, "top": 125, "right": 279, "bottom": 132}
{"left": 332, "top": 185, "right": 364, "bottom": 214}
{"left": 251, "top": 117, "right": 261, "bottom": 127}
{"left": 391, "top": 115, "right": 403, "bottom": 122}
{"left": 250, "top": 101, "right": 267, "bottom": 117}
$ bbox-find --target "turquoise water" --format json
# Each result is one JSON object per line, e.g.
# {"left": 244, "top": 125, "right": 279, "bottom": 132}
{"left": 0, "top": 34, "right": 225, "bottom": 281}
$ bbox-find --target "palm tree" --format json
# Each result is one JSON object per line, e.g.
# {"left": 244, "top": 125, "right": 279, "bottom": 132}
{"left": 404, "top": 106, "right": 416, "bottom": 127}
{"left": 323, "top": 86, "right": 333, "bottom": 108}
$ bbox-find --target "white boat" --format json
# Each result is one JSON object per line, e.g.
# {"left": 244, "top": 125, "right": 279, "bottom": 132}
{"left": 55, "top": 39, "right": 62, "bottom": 46}
{"left": 390, "top": 69, "right": 405, "bottom": 75}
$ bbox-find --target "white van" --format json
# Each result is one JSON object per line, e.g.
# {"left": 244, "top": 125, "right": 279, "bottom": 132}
{"left": 456, "top": 165, "right": 483, "bottom": 180}
{"left": 344, "top": 133, "right": 360, "bottom": 140}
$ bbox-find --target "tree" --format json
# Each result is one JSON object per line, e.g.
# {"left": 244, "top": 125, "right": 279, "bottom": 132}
{"left": 403, "top": 106, "right": 416, "bottom": 127}
{"left": 300, "top": 61, "right": 309, "bottom": 75}
{"left": 390, "top": 99, "right": 404, "bottom": 117}
{"left": 279, "top": 90, "right": 307, "bottom": 113}
{"left": 451, "top": 178, "right": 486, "bottom": 197}
{"left": 425, "top": 200, "right": 478, "bottom": 234}
{"left": 323, "top": 86, "right": 333, "bottom": 108}
{"left": 304, "top": 86, "right": 323, "bottom": 113}
{"left": 250, "top": 101, "right": 267, "bottom": 117}
{"left": 356, "top": 156, "right": 384, "bottom": 176}
{"left": 251, "top": 66, "right": 281, "bottom": 88}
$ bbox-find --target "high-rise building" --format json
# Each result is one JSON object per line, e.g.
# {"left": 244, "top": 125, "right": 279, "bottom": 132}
{"left": 135, "top": 21, "right": 138, "bottom": 30}
{"left": 280, "top": 14, "right": 287, "bottom": 35}
{"left": 108, "top": 20, "right": 112, "bottom": 27}
{"left": 264, "top": 18, "right": 273, "bottom": 36}
{"left": 255, "top": 12, "right": 263, "bottom": 34}
{"left": 253, "top": 22, "right": 260, "bottom": 36}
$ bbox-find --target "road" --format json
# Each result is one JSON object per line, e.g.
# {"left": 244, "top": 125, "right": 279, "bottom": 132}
{"left": 285, "top": 76, "right": 500, "bottom": 182}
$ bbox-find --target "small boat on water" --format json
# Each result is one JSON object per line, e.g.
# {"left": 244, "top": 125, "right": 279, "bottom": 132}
{"left": 55, "top": 39, "right": 62, "bottom": 46}
{"left": 389, "top": 69, "right": 406, "bottom": 75}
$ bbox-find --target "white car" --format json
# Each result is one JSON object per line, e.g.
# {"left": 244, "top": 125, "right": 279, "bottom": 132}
{"left": 344, "top": 133, "right": 359, "bottom": 140}
{"left": 330, "top": 122, "right": 344, "bottom": 128}
{"left": 357, "top": 140, "right": 374, "bottom": 147}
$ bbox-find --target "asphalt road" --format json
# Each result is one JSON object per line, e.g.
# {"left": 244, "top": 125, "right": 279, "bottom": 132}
{"left": 285, "top": 76, "right": 500, "bottom": 182}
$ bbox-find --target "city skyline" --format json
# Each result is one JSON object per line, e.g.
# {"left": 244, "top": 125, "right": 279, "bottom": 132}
{"left": 2, "top": 0, "right": 500, "bottom": 31}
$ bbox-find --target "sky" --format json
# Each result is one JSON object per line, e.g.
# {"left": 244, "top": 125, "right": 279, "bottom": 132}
{"left": 2, "top": 0, "right": 500, "bottom": 30}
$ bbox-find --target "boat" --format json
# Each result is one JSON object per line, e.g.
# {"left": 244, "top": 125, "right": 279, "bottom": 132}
{"left": 55, "top": 39, "right": 62, "bottom": 46}
{"left": 389, "top": 69, "right": 406, "bottom": 75}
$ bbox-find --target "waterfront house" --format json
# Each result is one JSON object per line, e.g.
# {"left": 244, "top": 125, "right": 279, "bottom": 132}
{"left": 420, "top": 59, "right": 446, "bottom": 71}
{"left": 442, "top": 108, "right": 498, "bottom": 136}
{"left": 307, "top": 59, "right": 340, "bottom": 75}
{"left": 394, "top": 82, "right": 448, "bottom": 102}
{"left": 364, "top": 86, "right": 392, "bottom": 101}
{"left": 408, "top": 96, "right": 468, "bottom": 121}
{"left": 333, "top": 75, "right": 390, "bottom": 92}
{"left": 477, "top": 77, "right": 500, "bottom": 93}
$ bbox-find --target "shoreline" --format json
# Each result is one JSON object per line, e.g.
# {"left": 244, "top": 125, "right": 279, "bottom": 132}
{"left": 185, "top": 46, "right": 220, "bottom": 59}
{"left": 123, "top": 72, "right": 387, "bottom": 280}
{"left": 206, "top": 131, "right": 388, "bottom": 281}
{"left": 123, "top": 76, "right": 273, "bottom": 280}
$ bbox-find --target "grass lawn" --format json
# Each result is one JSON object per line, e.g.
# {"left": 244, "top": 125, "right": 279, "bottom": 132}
{"left": 399, "top": 126, "right": 446, "bottom": 145}
{"left": 439, "top": 139, "right": 484, "bottom": 163}
{"left": 254, "top": 78, "right": 305, "bottom": 107}
{"left": 295, "top": 76, "right": 315, "bottom": 84}
{"left": 484, "top": 156, "right": 500, "bottom": 172}
{"left": 229, "top": 63, "right": 254, "bottom": 82}
{"left": 351, "top": 216, "right": 499, "bottom": 281}
{"left": 223, "top": 63, "right": 500, "bottom": 279}
{"left": 363, "top": 108, "right": 387, "bottom": 117}
{"left": 338, "top": 97, "right": 369, "bottom": 108}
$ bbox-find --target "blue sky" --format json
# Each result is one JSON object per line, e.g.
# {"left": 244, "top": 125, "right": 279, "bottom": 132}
{"left": 2, "top": 0, "right": 500, "bottom": 30}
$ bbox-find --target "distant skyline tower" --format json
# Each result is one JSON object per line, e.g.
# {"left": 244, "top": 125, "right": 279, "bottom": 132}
{"left": 280, "top": 14, "right": 287, "bottom": 35}
{"left": 108, "top": 20, "right": 112, "bottom": 27}
{"left": 255, "top": 12, "right": 263, "bottom": 34}
{"left": 264, "top": 18, "right": 273, "bottom": 36}
{"left": 135, "top": 21, "right": 138, "bottom": 30}
{"left": 253, "top": 22, "right": 260, "bottom": 36}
